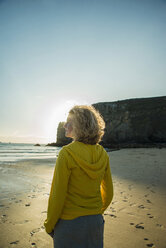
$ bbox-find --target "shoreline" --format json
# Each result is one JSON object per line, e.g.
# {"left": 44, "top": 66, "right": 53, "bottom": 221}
{"left": 0, "top": 148, "right": 166, "bottom": 248}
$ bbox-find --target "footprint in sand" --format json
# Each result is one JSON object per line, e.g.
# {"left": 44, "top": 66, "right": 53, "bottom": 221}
{"left": 31, "top": 242, "right": 37, "bottom": 247}
{"left": 15, "top": 220, "right": 30, "bottom": 224}
{"left": 24, "top": 219, "right": 30, "bottom": 223}
{"left": 30, "top": 228, "right": 41, "bottom": 236}
{"left": 28, "top": 195, "right": 37, "bottom": 199}
{"left": 138, "top": 204, "right": 145, "bottom": 209}
{"left": 1, "top": 214, "right": 7, "bottom": 223}
{"left": 127, "top": 212, "right": 135, "bottom": 216}
{"left": 147, "top": 213, "right": 154, "bottom": 219}
{"left": 135, "top": 223, "right": 144, "bottom": 229}
{"left": 156, "top": 223, "right": 165, "bottom": 229}
{"left": 104, "top": 213, "right": 117, "bottom": 218}
{"left": 1, "top": 214, "right": 7, "bottom": 217}
{"left": 25, "top": 203, "right": 31, "bottom": 207}
{"left": 146, "top": 243, "right": 155, "bottom": 247}
{"left": 41, "top": 210, "right": 47, "bottom": 214}
{"left": 110, "top": 206, "right": 116, "bottom": 212}
{"left": 146, "top": 199, "right": 152, "bottom": 204}
{"left": 150, "top": 190, "right": 156, "bottom": 193}
{"left": 10, "top": 240, "right": 19, "bottom": 245}
{"left": 15, "top": 200, "right": 22, "bottom": 203}
{"left": 109, "top": 214, "right": 117, "bottom": 218}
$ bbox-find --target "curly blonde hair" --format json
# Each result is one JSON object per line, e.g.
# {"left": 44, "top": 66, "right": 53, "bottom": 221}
{"left": 68, "top": 105, "right": 105, "bottom": 145}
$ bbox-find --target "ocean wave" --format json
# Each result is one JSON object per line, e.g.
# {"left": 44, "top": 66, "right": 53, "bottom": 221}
{"left": 0, "top": 143, "right": 61, "bottom": 163}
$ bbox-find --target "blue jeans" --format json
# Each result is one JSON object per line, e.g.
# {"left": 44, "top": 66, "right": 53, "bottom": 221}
{"left": 53, "top": 214, "right": 104, "bottom": 248}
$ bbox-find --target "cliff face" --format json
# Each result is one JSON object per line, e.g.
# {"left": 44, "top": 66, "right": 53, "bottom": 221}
{"left": 93, "top": 96, "right": 166, "bottom": 147}
{"left": 54, "top": 96, "right": 166, "bottom": 148}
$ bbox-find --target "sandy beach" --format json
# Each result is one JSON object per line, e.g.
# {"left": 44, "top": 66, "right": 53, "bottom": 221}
{"left": 0, "top": 148, "right": 166, "bottom": 248}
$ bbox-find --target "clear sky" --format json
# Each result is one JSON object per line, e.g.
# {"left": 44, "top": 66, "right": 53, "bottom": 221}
{"left": 0, "top": 0, "right": 166, "bottom": 144}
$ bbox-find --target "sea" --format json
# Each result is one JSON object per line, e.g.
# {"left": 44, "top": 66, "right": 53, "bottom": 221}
{"left": 0, "top": 142, "right": 61, "bottom": 164}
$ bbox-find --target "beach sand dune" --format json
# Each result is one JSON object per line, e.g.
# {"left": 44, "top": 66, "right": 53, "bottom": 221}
{"left": 0, "top": 148, "right": 166, "bottom": 248}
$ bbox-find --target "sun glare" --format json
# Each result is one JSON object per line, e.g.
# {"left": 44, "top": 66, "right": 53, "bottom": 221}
{"left": 1, "top": 99, "right": 91, "bottom": 144}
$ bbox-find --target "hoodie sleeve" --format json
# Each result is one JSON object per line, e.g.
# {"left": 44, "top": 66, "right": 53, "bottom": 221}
{"left": 44, "top": 147, "right": 71, "bottom": 234}
{"left": 101, "top": 156, "right": 113, "bottom": 213}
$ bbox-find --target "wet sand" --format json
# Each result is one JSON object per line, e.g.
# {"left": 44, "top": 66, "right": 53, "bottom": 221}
{"left": 0, "top": 148, "right": 166, "bottom": 248}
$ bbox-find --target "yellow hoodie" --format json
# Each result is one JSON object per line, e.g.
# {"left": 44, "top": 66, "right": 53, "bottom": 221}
{"left": 44, "top": 141, "right": 113, "bottom": 234}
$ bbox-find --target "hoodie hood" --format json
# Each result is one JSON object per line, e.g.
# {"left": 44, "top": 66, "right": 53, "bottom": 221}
{"left": 64, "top": 141, "right": 108, "bottom": 179}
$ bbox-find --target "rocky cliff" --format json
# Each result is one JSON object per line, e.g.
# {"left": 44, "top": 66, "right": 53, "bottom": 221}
{"left": 49, "top": 96, "right": 166, "bottom": 148}
{"left": 93, "top": 96, "right": 166, "bottom": 147}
